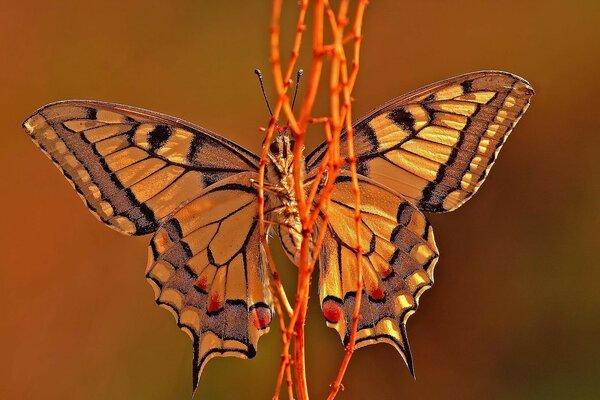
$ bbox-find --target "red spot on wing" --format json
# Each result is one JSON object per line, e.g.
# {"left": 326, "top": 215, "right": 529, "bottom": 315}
{"left": 251, "top": 306, "right": 272, "bottom": 330}
{"left": 381, "top": 266, "right": 393, "bottom": 279}
{"left": 194, "top": 276, "right": 208, "bottom": 292}
{"left": 322, "top": 300, "right": 342, "bottom": 323}
{"left": 369, "top": 286, "right": 385, "bottom": 301}
{"left": 207, "top": 293, "right": 221, "bottom": 313}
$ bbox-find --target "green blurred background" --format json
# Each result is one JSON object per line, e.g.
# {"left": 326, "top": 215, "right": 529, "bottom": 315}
{"left": 1, "top": 1, "right": 599, "bottom": 399}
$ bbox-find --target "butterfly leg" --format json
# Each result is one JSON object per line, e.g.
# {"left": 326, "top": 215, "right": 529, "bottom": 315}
{"left": 249, "top": 179, "right": 287, "bottom": 196}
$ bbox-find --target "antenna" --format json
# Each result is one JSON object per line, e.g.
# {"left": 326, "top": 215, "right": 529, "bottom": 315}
{"left": 254, "top": 69, "right": 273, "bottom": 116}
{"left": 291, "top": 69, "right": 304, "bottom": 110}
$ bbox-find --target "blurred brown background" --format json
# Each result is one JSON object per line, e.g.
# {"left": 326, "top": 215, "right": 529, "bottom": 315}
{"left": 1, "top": 1, "right": 599, "bottom": 399}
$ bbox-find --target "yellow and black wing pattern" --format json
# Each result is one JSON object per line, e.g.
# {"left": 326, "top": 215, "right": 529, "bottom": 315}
{"left": 23, "top": 100, "right": 260, "bottom": 235}
{"left": 317, "top": 173, "right": 438, "bottom": 373}
{"left": 307, "top": 71, "right": 534, "bottom": 212}
{"left": 146, "top": 172, "right": 273, "bottom": 391}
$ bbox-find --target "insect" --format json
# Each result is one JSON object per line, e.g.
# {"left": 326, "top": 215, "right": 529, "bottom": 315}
{"left": 23, "top": 71, "right": 533, "bottom": 392}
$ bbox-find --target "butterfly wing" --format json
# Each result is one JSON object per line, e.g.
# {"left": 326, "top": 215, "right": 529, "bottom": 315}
{"left": 145, "top": 171, "right": 272, "bottom": 392}
{"left": 317, "top": 173, "right": 438, "bottom": 373}
{"left": 306, "top": 71, "right": 534, "bottom": 212}
{"left": 23, "top": 100, "right": 260, "bottom": 235}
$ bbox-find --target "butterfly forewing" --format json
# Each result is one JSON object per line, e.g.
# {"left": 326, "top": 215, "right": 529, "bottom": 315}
{"left": 306, "top": 71, "right": 534, "bottom": 212}
{"left": 146, "top": 172, "right": 272, "bottom": 392}
{"left": 316, "top": 173, "right": 438, "bottom": 373}
{"left": 23, "top": 100, "right": 259, "bottom": 235}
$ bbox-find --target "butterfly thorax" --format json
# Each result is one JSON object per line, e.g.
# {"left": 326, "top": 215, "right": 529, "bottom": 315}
{"left": 265, "top": 133, "right": 305, "bottom": 264}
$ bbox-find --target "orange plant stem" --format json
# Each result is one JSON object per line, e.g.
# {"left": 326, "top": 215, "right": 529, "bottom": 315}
{"left": 266, "top": 1, "right": 369, "bottom": 399}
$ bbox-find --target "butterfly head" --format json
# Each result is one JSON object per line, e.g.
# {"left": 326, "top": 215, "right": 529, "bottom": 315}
{"left": 268, "top": 132, "right": 295, "bottom": 159}
{"left": 266, "top": 132, "right": 306, "bottom": 181}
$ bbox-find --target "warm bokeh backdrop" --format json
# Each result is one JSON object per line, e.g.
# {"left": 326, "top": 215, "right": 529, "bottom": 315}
{"left": 1, "top": 1, "right": 599, "bottom": 399}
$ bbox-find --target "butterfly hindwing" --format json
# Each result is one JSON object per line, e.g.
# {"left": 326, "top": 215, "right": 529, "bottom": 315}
{"left": 145, "top": 172, "right": 272, "bottom": 392}
{"left": 306, "top": 71, "right": 534, "bottom": 212}
{"left": 317, "top": 173, "right": 438, "bottom": 373}
{"left": 23, "top": 100, "right": 260, "bottom": 235}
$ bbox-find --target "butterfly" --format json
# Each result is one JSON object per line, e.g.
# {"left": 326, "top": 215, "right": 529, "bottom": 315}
{"left": 23, "top": 70, "right": 533, "bottom": 392}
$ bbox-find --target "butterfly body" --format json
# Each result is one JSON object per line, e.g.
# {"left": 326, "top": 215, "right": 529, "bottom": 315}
{"left": 23, "top": 71, "right": 533, "bottom": 392}
{"left": 263, "top": 133, "right": 307, "bottom": 264}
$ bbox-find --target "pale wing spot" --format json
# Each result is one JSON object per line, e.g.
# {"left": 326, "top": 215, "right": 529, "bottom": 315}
{"left": 442, "top": 190, "right": 468, "bottom": 210}
{"left": 94, "top": 135, "right": 130, "bottom": 156}
{"left": 83, "top": 124, "right": 132, "bottom": 143}
{"left": 394, "top": 294, "right": 415, "bottom": 315}
{"left": 104, "top": 147, "right": 148, "bottom": 172}
{"left": 225, "top": 254, "right": 247, "bottom": 300}
{"left": 199, "top": 332, "right": 221, "bottom": 357}
{"left": 155, "top": 127, "right": 195, "bottom": 164}
{"left": 129, "top": 166, "right": 185, "bottom": 203}
{"left": 341, "top": 246, "right": 359, "bottom": 294}
{"left": 96, "top": 109, "right": 131, "bottom": 123}
{"left": 376, "top": 319, "right": 401, "bottom": 339}
{"left": 97, "top": 201, "right": 114, "bottom": 219}
{"left": 454, "top": 91, "right": 496, "bottom": 104}
{"left": 367, "top": 158, "right": 428, "bottom": 202}
{"left": 406, "top": 270, "right": 430, "bottom": 292}
{"left": 374, "top": 237, "right": 396, "bottom": 262}
{"left": 407, "top": 211, "right": 427, "bottom": 238}
{"left": 115, "top": 158, "right": 167, "bottom": 188}
{"left": 132, "top": 124, "right": 159, "bottom": 150}
{"left": 469, "top": 157, "right": 489, "bottom": 175}
{"left": 38, "top": 126, "right": 60, "bottom": 142}
{"left": 328, "top": 206, "right": 372, "bottom": 251}
{"left": 246, "top": 258, "right": 267, "bottom": 305}
{"left": 150, "top": 261, "right": 176, "bottom": 284}
{"left": 411, "top": 243, "right": 435, "bottom": 265}
{"left": 320, "top": 235, "right": 343, "bottom": 299}
{"left": 109, "top": 216, "right": 137, "bottom": 234}
{"left": 431, "top": 112, "right": 468, "bottom": 130}
{"left": 71, "top": 166, "right": 92, "bottom": 184}
{"left": 175, "top": 190, "right": 255, "bottom": 237}
{"left": 187, "top": 249, "right": 211, "bottom": 274}
{"left": 180, "top": 309, "right": 201, "bottom": 332}
{"left": 417, "top": 125, "right": 460, "bottom": 146}
{"left": 503, "top": 95, "right": 517, "bottom": 108}
{"left": 401, "top": 138, "right": 453, "bottom": 164}
{"left": 159, "top": 288, "right": 184, "bottom": 310}
{"left": 386, "top": 149, "right": 440, "bottom": 181}
{"left": 369, "top": 113, "right": 411, "bottom": 150}
{"left": 485, "top": 124, "right": 508, "bottom": 140}
{"left": 63, "top": 119, "right": 106, "bottom": 132}
{"left": 432, "top": 84, "right": 464, "bottom": 101}
{"left": 210, "top": 203, "right": 256, "bottom": 265}
{"left": 460, "top": 172, "right": 480, "bottom": 189}
{"left": 404, "top": 104, "right": 430, "bottom": 131}
{"left": 152, "top": 229, "right": 174, "bottom": 256}
{"left": 86, "top": 185, "right": 102, "bottom": 201}
{"left": 146, "top": 171, "right": 204, "bottom": 220}
{"left": 62, "top": 154, "right": 79, "bottom": 169}
{"left": 477, "top": 139, "right": 497, "bottom": 157}
{"left": 428, "top": 101, "right": 478, "bottom": 116}
{"left": 362, "top": 214, "right": 396, "bottom": 242}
